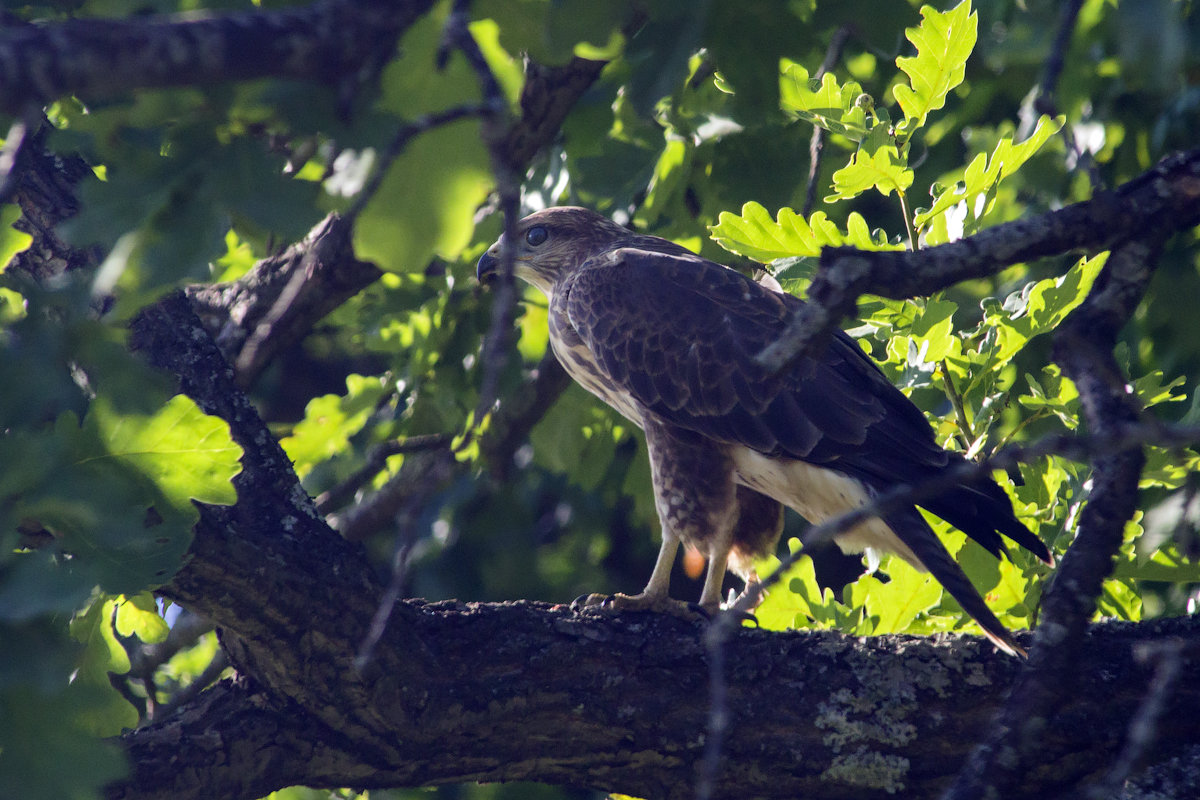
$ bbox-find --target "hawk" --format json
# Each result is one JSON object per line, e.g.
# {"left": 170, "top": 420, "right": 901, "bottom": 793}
{"left": 477, "top": 206, "right": 1051, "bottom": 656}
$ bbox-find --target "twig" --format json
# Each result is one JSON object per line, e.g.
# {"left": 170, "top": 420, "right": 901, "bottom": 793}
{"left": 944, "top": 236, "right": 1163, "bottom": 799}
{"left": 356, "top": 0, "right": 520, "bottom": 667}
{"left": 353, "top": 452, "right": 448, "bottom": 669}
{"left": 697, "top": 619, "right": 731, "bottom": 800}
{"left": 1032, "top": 0, "right": 1103, "bottom": 192}
{"left": 442, "top": 0, "right": 523, "bottom": 425}
{"left": 898, "top": 190, "right": 918, "bottom": 250}
{"left": 802, "top": 26, "right": 852, "bottom": 218}
{"left": 315, "top": 434, "right": 455, "bottom": 515}
{"left": 152, "top": 649, "right": 230, "bottom": 722}
{"left": 1036, "top": 0, "right": 1084, "bottom": 108}
{"left": 940, "top": 359, "right": 976, "bottom": 451}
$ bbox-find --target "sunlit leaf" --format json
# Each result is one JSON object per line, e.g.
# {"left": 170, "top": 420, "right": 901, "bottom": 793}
{"left": 915, "top": 115, "right": 1065, "bottom": 234}
{"left": 114, "top": 592, "right": 169, "bottom": 644}
{"left": 827, "top": 144, "right": 914, "bottom": 201}
{"left": 893, "top": 0, "right": 977, "bottom": 130}
{"left": 778, "top": 61, "right": 870, "bottom": 141}
{"left": 709, "top": 201, "right": 839, "bottom": 261}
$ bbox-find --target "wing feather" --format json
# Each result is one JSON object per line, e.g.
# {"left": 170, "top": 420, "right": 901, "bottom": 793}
{"left": 562, "top": 247, "right": 931, "bottom": 474}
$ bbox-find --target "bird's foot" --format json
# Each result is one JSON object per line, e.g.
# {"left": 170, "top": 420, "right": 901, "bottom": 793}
{"left": 720, "top": 587, "right": 758, "bottom": 623}
{"left": 570, "top": 592, "right": 708, "bottom": 621}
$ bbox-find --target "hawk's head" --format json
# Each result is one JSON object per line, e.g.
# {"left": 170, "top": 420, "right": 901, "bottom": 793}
{"left": 476, "top": 206, "right": 632, "bottom": 295}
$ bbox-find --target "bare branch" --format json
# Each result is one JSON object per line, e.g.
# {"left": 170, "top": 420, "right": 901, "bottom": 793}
{"left": 1086, "top": 639, "right": 1189, "bottom": 799}
{"left": 802, "top": 25, "right": 853, "bottom": 218}
{"left": 314, "top": 434, "right": 455, "bottom": 516}
{"left": 1031, "top": 0, "right": 1103, "bottom": 190}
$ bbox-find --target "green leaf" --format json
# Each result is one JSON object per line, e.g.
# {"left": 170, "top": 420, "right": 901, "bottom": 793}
{"left": 710, "top": 202, "right": 838, "bottom": 261}
{"left": 0, "top": 204, "right": 32, "bottom": 272}
{"left": 778, "top": 61, "right": 870, "bottom": 141}
{"left": 703, "top": 1, "right": 812, "bottom": 118}
{"left": 1096, "top": 577, "right": 1143, "bottom": 621}
{"left": 914, "top": 114, "right": 1065, "bottom": 234}
{"left": 114, "top": 592, "right": 169, "bottom": 644}
{"left": 3, "top": 396, "right": 242, "bottom": 594}
{"left": 909, "top": 297, "right": 960, "bottom": 363}
{"left": 827, "top": 144, "right": 914, "bottom": 201}
{"left": 1139, "top": 446, "right": 1200, "bottom": 490}
{"left": 893, "top": 0, "right": 977, "bottom": 130}
{"left": 1116, "top": 543, "right": 1200, "bottom": 583}
{"left": 281, "top": 374, "right": 390, "bottom": 479}
{"left": 755, "top": 538, "right": 854, "bottom": 631}
{"left": 0, "top": 662, "right": 129, "bottom": 799}
{"left": 710, "top": 202, "right": 905, "bottom": 264}
{"left": 848, "top": 557, "right": 942, "bottom": 634}
{"left": 68, "top": 599, "right": 140, "bottom": 734}
{"left": 843, "top": 212, "right": 902, "bottom": 251}
{"left": 89, "top": 394, "right": 242, "bottom": 510}
{"left": 1018, "top": 366, "right": 1082, "bottom": 430}
{"left": 0, "top": 551, "right": 96, "bottom": 622}
{"left": 1131, "top": 370, "right": 1186, "bottom": 408}
{"left": 988, "top": 253, "right": 1106, "bottom": 367}
{"left": 357, "top": 7, "right": 493, "bottom": 272}
{"left": 476, "top": 0, "right": 630, "bottom": 65}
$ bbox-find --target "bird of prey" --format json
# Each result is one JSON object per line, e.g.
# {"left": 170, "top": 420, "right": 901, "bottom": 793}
{"left": 477, "top": 206, "right": 1051, "bottom": 656}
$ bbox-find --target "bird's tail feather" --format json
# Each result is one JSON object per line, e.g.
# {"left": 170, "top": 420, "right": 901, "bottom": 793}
{"left": 922, "top": 478, "right": 1053, "bottom": 566}
{"left": 884, "top": 509, "right": 1028, "bottom": 658}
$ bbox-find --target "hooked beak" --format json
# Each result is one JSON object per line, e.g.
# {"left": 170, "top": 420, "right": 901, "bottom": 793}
{"left": 476, "top": 251, "right": 499, "bottom": 286}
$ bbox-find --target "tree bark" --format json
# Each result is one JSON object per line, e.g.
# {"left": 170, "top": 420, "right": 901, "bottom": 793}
{"left": 0, "top": 0, "right": 437, "bottom": 115}
{"left": 109, "top": 594, "right": 1200, "bottom": 800}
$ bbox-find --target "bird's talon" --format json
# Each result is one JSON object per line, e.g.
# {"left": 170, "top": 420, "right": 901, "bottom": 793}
{"left": 570, "top": 593, "right": 612, "bottom": 613}
{"left": 730, "top": 609, "right": 759, "bottom": 627}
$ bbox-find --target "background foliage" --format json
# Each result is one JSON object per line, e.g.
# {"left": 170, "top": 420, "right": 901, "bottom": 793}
{"left": 2, "top": 0, "right": 1200, "bottom": 798}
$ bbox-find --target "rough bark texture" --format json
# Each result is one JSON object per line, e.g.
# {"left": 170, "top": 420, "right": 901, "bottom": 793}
{"left": 0, "top": 0, "right": 437, "bottom": 115}
{"left": 186, "top": 212, "right": 381, "bottom": 387}
{"left": 110, "top": 598, "right": 1200, "bottom": 800}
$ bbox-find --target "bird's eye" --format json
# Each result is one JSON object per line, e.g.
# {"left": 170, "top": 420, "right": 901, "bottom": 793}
{"left": 525, "top": 226, "right": 549, "bottom": 247}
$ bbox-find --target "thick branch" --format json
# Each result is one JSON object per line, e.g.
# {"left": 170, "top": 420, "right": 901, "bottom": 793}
{"left": 0, "top": 0, "right": 437, "bottom": 115}
{"left": 110, "top": 601, "right": 1200, "bottom": 800}
{"left": 187, "top": 213, "right": 380, "bottom": 387}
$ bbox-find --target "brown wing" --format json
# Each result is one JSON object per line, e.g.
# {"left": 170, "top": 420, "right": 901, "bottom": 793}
{"left": 562, "top": 247, "right": 1049, "bottom": 564}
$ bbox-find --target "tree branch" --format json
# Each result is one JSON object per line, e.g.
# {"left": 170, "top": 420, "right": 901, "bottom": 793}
{"left": 945, "top": 234, "right": 1166, "bottom": 798}
{"left": 109, "top": 598, "right": 1200, "bottom": 800}
{"left": 187, "top": 213, "right": 381, "bottom": 388}
{"left": 757, "top": 149, "right": 1200, "bottom": 373}
{"left": 0, "top": 0, "right": 437, "bottom": 115}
